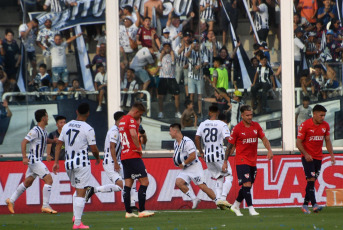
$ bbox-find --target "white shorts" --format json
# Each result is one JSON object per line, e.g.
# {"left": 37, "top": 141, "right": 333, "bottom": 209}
{"left": 206, "top": 160, "right": 232, "bottom": 179}
{"left": 177, "top": 161, "right": 205, "bottom": 186}
{"left": 67, "top": 166, "right": 91, "bottom": 189}
{"left": 103, "top": 163, "right": 122, "bottom": 183}
{"left": 26, "top": 161, "right": 50, "bottom": 180}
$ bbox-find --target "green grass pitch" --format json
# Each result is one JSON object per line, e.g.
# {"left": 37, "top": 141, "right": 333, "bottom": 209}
{"left": 0, "top": 207, "right": 342, "bottom": 230}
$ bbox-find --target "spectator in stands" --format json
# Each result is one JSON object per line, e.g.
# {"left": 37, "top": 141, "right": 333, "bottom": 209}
{"left": 300, "top": 69, "right": 312, "bottom": 96}
{"left": 251, "top": 55, "right": 275, "bottom": 114}
{"left": 122, "top": 5, "right": 138, "bottom": 23}
{"left": 325, "top": 29, "right": 343, "bottom": 62}
{"left": 305, "top": 32, "right": 320, "bottom": 66}
{"left": 294, "top": 13, "right": 302, "bottom": 31}
{"left": 252, "top": 0, "right": 270, "bottom": 42}
{"left": 297, "top": 0, "right": 318, "bottom": 25}
{"left": 203, "top": 88, "right": 230, "bottom": 119}
{"left": 181, "top": 99, "right": 197, "bottom": 129}
{"left": 143, "top": 0, "right": 163, "bottom": 36}
{"left": 146, "top": 58, "right": 159, "bottom": 99}
{"left": 47, "top": 115, "right": 66, "bottom": 160}
{"left": 201, "top": 30, "right": 221, "bottom": 69}
{"left": 323, "top": 63, "right": 340, "bottom": 98}
{"left": 32, "top": 63, "right": 51, "bottom": 94}
{"left": 314, "top": 19, "right": 324, "bottom": 40}
{"left": 19, "top": 18, "right": 39, "bottom": 81}
{"left": 87, "top": 43, "right": 107, "bottom": 73}
{"left": 52, "top": 80, "right": 68, "bottom": 100}
{"left": 211, "top": 57, "right": 229, "bottom": 90}
{"left": 220, "top": 0, "right": 238, "bottom": 45}
{"left": 160, "top": 28, "right": 172, "bottom": 48}
{"left": 157, "top": 42, "right": 181, "bottom": 119}
{"left": 50, "top": 33, "right": 82, "bottom": 88}
{"left": 121, "top": 68, "right": 139, "bottom": 109}
{"left": 1, "top": 29, "right": 20, "bottom": 89}
{"left": 228, "top": 90, "right": 243, "bottom": 130}
{"left": 166, "top": 9, "right": 195, "bottom": 50}
{"left": 217, "top": 42, "right": 240, "bottom": 88}
{"left": 68, "top": 79, "right": 86, "bottom": 100}
{"left": 43, "top": 0, "right": 77, "bottom": 12}
{"left": 251, "top": 57, "right": 260, "bottom": 70}
{"left": 311, "top": 64, "right": 325, "bottom": 101}
{"left": 94, "top": 64, "right": 107, "bottom": 112}
{"left": 330, "top": 18, "right": 343, "bottom": 42}
{"left": 295, "top": 96, "right": 312, "bottom": 128}
{"left": 200, "top": 0, "right": 218, "bottom": 31}
{"left": 0, "top": 99, "right": 12, "bottom": 119}
{"left": 294, "top": 26, "right": 305, "bottom": 84}
{"left": 317, "top": 0, "right": 337, "bottom": 28}
{"left": 0, "top": 66, "right": 7, "bottom": 100}
{"left": 136, "top": 17, "right": 161, "bottom": 50}
{"left": 96, "top": 30, "right": 106, "bottom": 55}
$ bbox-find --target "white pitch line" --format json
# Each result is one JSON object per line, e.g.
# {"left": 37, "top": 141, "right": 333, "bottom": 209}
{"left": 157, "top": 211, "right": 203, "bottom": 213}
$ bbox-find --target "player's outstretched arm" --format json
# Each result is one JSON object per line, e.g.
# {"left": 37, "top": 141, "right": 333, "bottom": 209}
{"left": 21, "top": 139, "right": 29, "bottom": 165}
{"left": 90, "top": 145, "right": 101, "bottom": 165}
{"left": 262, "top": 136, "right": 273, "bottom": 160}
{"left": 296, "top": 138, "right": 313, "bottom": 162}
{"left": 325, "top": 135, "right": 335, "bottom": 165}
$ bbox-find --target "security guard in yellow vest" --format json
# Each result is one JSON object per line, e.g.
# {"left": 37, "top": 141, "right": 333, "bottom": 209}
{"left": 210, "top": 57, "right": 229, "bottom": 90}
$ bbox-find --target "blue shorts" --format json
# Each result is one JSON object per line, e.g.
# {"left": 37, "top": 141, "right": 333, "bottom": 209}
{"left": 236, "top": 164, "right": 257, "bottom": 186}
{"left": 52, "top": 67, "right": 69, "bottom": 84}
{"left": 301, "top": 157, "right": 322, "bottom": 179}
{"left": 135, "top": 69, "right": 150, "bottom": 83}
{"left": 121, "top": 158, "right": 147, "bottom": 180}
{"left": 188, "top": 77, "right": 204, "bottom": 94}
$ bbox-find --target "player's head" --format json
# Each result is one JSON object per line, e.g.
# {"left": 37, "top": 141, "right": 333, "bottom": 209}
{"left": 312, "top": 104, "right": 327, "bottom": 124}
{"left": 113, "top": 111, "right": 125, "bottom": 122}
{"left": 218, "top": 113, "right": 226, "bottom": 122}
{"left": 240, "top": 105, "right": 253, "bottom": 125}
{"left": 209, "top": 105, "right": 219, "bottom": 118}
{"left": 35, "top": 109, "right": 48, "bottom": 125}
{"left": 169, "top": 123, "right": 181, "bottom": 139}
{"left": 130, "top": 102, "right": 146, "bottom": 120}
{"left": 77, "top": 103, "right": 90, "bottom": 117}
{"left": 54, "top": 115, "right": 66, "bottom": 130}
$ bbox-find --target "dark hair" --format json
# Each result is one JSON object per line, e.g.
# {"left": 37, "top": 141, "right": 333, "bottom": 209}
{"left": 255, "top": 50, "right": 264, "bottom": 57}
{"left": 132, "top": 102, "right": 146, "bottom": 112}
{"left": 55, "top": 115, "right": 66, "bottom": 122}
{"left": 219, "top": 46, "right": 228, "bottom": 53}
{"left": 314, "top": 64, "right": 322, "bottom": 69}
{"left": 72, "top": 79, "right": 79, "bottom": 84}
{"left": 250, "top": 57, "right": 258, "bottom": 63}
{"left": 253, "top": 43, "right": 260, "bottom": 50}
{"left": 78, "top": 103, "right": 90, "bottom": 115}
{"left": 260, "top": 55, "right": 267, "bottom": 60}
{"left": 39, "top": 63, "right": 47, "bottom": 69}
{"left": 32, "top": 18, "right": 39, "bottom": 24}
{"left": 35, "top": 109, "right": 47, "bottom": 122}
{"left": 218, "top": 113, "right": 226, "bottom": 121}
{"left": 303, "top": 96, "right": 310, "bottom": 102}
{"left": 184, "top": 99, "right": 192, "bottom": 107}
{"left": 113, "top": 111, "right": 125, "bottom": 121}
{"left": 54, "top": 34, "right": 62, "bottom": 39}
{"left": 209, "top": 105, "right": 219, "bottom": 113}
{"left": 57, "top": 80, "right": 65, "bottom": 86}
{"left": 313, "top": 104, "right": 327, "bottom": 113}
{"left": 143, "top": 16, "right": 151, "bottom": 21}
{"left": 5, "top": 29, "right": 14, "bottom": 36}
{"left": 240, "top": 105, "right": 252, "bottom": 113}
{"left": 96, "top": 63, "right": 104, "bottom": 69}
{"left": 213, "top": 57, "right": 223, "bottom": 65}
{"left": 170, "top": 123, "right": 181, "bottom": 131}
{"left": 300, "top": 69, "right": 309, "bottom": 77}
{"left": 123, "top": 5, "right": 133, "bottom": 13}
{"left": 127, "top": 68, "right": 135, "bottom": 73}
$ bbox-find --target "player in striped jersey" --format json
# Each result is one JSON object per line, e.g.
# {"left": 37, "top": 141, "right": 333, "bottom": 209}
{"left": 195, "top": 105, "right": 233, "bottom": 210}
{"left": 6, "top": 109, "right": 57, "bottom": 214}
{"left": 53, "top": 103, "right": 101, "bottom": 229}
{"left": 169, "top": 123, "right": 228, "bottom": 210}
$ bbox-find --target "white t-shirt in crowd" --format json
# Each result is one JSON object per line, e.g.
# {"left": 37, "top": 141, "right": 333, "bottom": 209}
{"left": 167, "top": 24, "right": 183, "bottom": 50}
{"left": 94, "top": 72, "right": 107, "bottom": 85}
{"left": 50, "top": 41, "right": 68, "bottom": 68}
{"left": 19, "top": 24, "right": 36, "bottom": 52}
{"left": 294, "top": 37, "right": 305, "bottom": 61}
{"left": 119, "top": 24, "right": 138, "bottom": 53}
{"left": 254, "top": 3, "right": 269, "bottom": 31}
{"left": 129, "top": 47, "right": 154, "bottom": 71}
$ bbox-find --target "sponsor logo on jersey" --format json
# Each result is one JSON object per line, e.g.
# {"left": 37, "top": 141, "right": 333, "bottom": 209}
{"left": 309, "top": 130, "right": 314, "bottom": 133}
{"left": 241, "top": 133, "right": 245, "bottom": 136}
{"left": 242, "top": 138, "right": 257, "bottom": 144}
{"left": 253, "top": 130, "right": 257, "bottom": 135}
{"left": 309, "top": 136, "right": 324, "bottom": 141}
{"left": 131, "top": 173, "right": 142, "bottom": 179}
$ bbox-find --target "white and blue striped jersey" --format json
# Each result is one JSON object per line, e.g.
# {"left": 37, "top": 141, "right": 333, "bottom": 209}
{"left": 59, "top": 120, "right": 96, "bottom": 170}
{"left": 103, "top": 125, "right": 121, "bottom": 165}
{"left": 196, "top": 120, "right": 230, "bottom": 162}
{"left": 200, "top": 0, "right": 218, "bottom": 20}
{"left": 25, "top": 126, "right": 48, "bottom": 164}
{"left": 173, "top": 136, "right": 198, "bottom": 167}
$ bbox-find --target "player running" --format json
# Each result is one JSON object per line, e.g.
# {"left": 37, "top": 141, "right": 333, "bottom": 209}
{"left": 195, "top": 105, "right": 233, "bottom": 210}
{"left": 6, "top": 109, "right": 57, "bottom": 214}
{"left": 297, "top": 104, "right": 335, "bottom": 214}
{"left": 53, "top": 103, "right": 101, "bottom": 229}
{"left": 169, "top": 123, "right": 226, "bottom": 209}
{"left": 223, "top": 105, "right": 273, "bottom": 216}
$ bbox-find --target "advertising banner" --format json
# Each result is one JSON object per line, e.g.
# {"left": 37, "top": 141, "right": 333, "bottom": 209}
{"left": 0, "top": 154, "right": 342, "bottom": 214}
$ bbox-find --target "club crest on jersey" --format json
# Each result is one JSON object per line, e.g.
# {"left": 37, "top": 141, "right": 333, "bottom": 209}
{"left": 322, "top": 128, "right": 326, "bottom": 133}
{"left": 131, "top": 120, "right": 134, "bottom": 123}
{"left": 253, "top": 130, "right": 257, "bottom": 135}
{"left": 244, "top": 173, "right": 250, "bottom": 179}
{"left": 311, "top": 172, "right": 315, "bottom": 177}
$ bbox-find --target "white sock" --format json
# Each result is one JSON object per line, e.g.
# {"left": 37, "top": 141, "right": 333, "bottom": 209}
{"left": 248, "top": 206, "right": 256, "bottom": 212}
{"left": 73, "top": 191, "right": 77, "bottom": 214}
{"left": 233, "top": 200, "right": 241, "bottom": 209}
{"left": 221, "top": 175, "right": 233, "bottom": 200}
{"left": 74, "top": 197, "right": 85, "bottom": 226}
{"left": 131, "top": 181, "right": 138, "bottom": 205}
{"left": 215, "top": 178, "right": 224, "bottom": 200}
{"left": 42, "top": 184, "right": 52, "bottom": 207}
{"left": 95, "top": 184, "right": 121, "bottom": 193}
{"left": 185, "top": 189, "right": 196, "bottom": 200}
{"left": 10, "top": 182, "right": 27, "bottom": 203}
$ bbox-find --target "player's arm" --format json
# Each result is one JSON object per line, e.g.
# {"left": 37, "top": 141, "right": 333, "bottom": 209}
{"left": 222, "top": 142, "right": 234, "bottom": 172}
{"left": 89, "top": 144, "right": 101, "bottom": 165}
{"left": 261, "top": 136, "right": 273, "bottom": 160}
{"left": 179, "top": 152, "right": 196, "bottom": 169}
{"left": 130, "top": 128, "right": 142, "bottom": 153}
{"left": 296, "top": 138, "right": 313, "bottom": 162}
{"left": 110, "top": 142, "right": 120, "bottom": 172}
{"left": 52, "top": 140, "right": 64, "bottom": 174}
{"left": 325, "top": 135, "right": 335, "bottom": 165}
{"left": 21, "top": 139, "right": 29, "bottom": 165}
{"left": 194, "top": 135, "right": 204, "bottom": 158}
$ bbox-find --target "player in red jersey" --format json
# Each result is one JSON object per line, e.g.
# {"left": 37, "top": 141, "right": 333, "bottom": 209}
{"left": 119, "top": 102, "right": 154, "bottom": 218}
{"left": 296, "top": 104, "right": 335, "bottom": 214}
{"left": 222, "top": 105, "right": 273, "bottom": 216}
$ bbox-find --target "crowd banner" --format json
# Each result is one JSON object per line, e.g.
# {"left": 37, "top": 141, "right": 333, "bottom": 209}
{"left": 0, "top": 155, "right": 342, "bottom": 214}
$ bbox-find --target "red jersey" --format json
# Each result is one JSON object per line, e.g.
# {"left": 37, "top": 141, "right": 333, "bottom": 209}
{"left": 297, "top": 118, "right": 330, "bottom": 160}
{"left": 118, "top": 115, "right": 141, "bottom": 160}
{"left": 137, "top": 26, "right": 157, "bottom": 48}
{"left": 228, "top": 121, "right": 265, "bottom": 166}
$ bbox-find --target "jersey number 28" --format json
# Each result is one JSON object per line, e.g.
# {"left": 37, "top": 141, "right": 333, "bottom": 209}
{"left": 204, "top": 128, "right": 218, "bottom": 142}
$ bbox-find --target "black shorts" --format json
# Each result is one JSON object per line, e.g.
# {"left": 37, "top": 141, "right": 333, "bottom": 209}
{"left": 236, "top": 164, "right": 257, "bottom": 186}
{"left": 301, "top": 157, "right": 322, "bottom": 179}
{"left": 27, "top": 51, "right": 36, "bottom": 62}
{"left": 121, "top": 158, "right": 147, "bottom": 180}
{"left": 158, "top": 78, "right": 180, "bottom": 95}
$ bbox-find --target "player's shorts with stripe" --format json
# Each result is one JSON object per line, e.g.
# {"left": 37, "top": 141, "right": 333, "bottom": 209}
{"left": 206, "top": 160, "right": 232, "bottom": 179}
{"left": 103, "top": 162, "right": 123, "bottom": 183}
{"left": 177, "top": 161, "right": 205, "bottom": 186}
{"left": 122, "top": 158, "right": 147, "bottom": 180}
{"left": 301, "top": 157, "right": 322, "bottom": 179}
{"left": 26, "top": 161, "right": 50, "bottom": 179}
{"left": 236, "top": 164, "right": 257, "bottom": 186}
{"left": 67, "top": 166, "right": 91, "bottom": 189}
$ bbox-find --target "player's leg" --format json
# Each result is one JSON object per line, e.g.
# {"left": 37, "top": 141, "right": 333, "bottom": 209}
{"left": 41, "top": 173, "right": 57, "bottom": 213}
{"left": 312, "top": 159, "right": 323, "bottom": 212}
{"left": 175, "top": 173, "right": 199, "bottom": 209}
{"left": 231, "top": 165, "right": 252, "bottom": 216}
{"left": 130, "top": 180, "right": 138, "bottom": 211}
{"left": 301, "top": 157, "right": 317, "bottom": 214}
{"left": 244, "top": 166, "right": 259, "bottom": 216}
{"left": 121, "top": 159, "right": 138, "bottom": 217}
{"left": 221, "top": 161, "right": 233, "bottom": 200}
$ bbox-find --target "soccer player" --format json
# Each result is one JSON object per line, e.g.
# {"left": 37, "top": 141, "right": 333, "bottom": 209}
{"left": 53, "top": 103, "right": 101, "bottom": 229}
{"left": 6, "top": 109, "right": 57, "bottom": 214}
{"left": 169, "top": 123, "right": 225, "bottom": 210}
{"left": 119, "top": 102, "right": 154, "bottom": 218}
{"left": 195, "top": 105, "right": 233, "bottom": 210}
{"left": 222, "top": 105, "right": 273, "bottom": 216}
{"left": 297, "top": 104, "right": 335, "bottom": 214}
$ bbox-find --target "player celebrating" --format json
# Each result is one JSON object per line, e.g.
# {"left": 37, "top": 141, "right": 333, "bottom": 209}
{"left": 53, "top": 103, "right": 101, "bottom": 229}
{"left": 297, "top": 104, "right": 335, "bottom": 214}
{"left": 195, "top": 105, "right": 233, "bottom": 210}
{"left": 169, "top": 123, "right": 225, "bottom": 209}
{"left": 6, "top": 109, "right": 57, "bottom": 214}
{"left": 222, "top": 105, "right": 273, "bottom": 216}
{"left": 119, "top": 102, "right": 154, "bottom": 218}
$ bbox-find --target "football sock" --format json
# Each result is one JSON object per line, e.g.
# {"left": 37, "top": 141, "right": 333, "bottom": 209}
{"left": 95, "top": 184, "right": 121, "bottom": 193}
{"left": 131, "top": 181, "right": 138, "bottom": 206}
{"left": 215, "top": 178, "right": 224, "bottom": 200}
{"left": 242, "top": 186, "right": 253, "bottom": 207}
{"left": 42, "top": 184, "right": 52, "bottom": 207}
{"left": 73, "top": 191, "right": 77, "bottom": 214}
{"left": 10, "top": 182, "right": 27, "bottom": 203}
{"left": 221, "top": 175, "right": 233, "bottom": 200}
{"left": 123, "top": 186, "right": 132, "bottom": 213}
{"left": 236, "top": 187, "right": 244, "bottom": 203}
{"left": 306, "top": 181, "right": 316, "bottom": 206}
{"left": 303, "top": 190, "right": 309, "bottom": 206}
{"left": 74, "top": 197, "right": 85, "bottom": 226}
{"left": 138, "top": 185, "right": 148, "bottom": 212}
{"left": 233, "top": 200, "right": 241, "bottom": 209}
{"left": 185, "top": 189, "right": 196, "bottom": 200}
